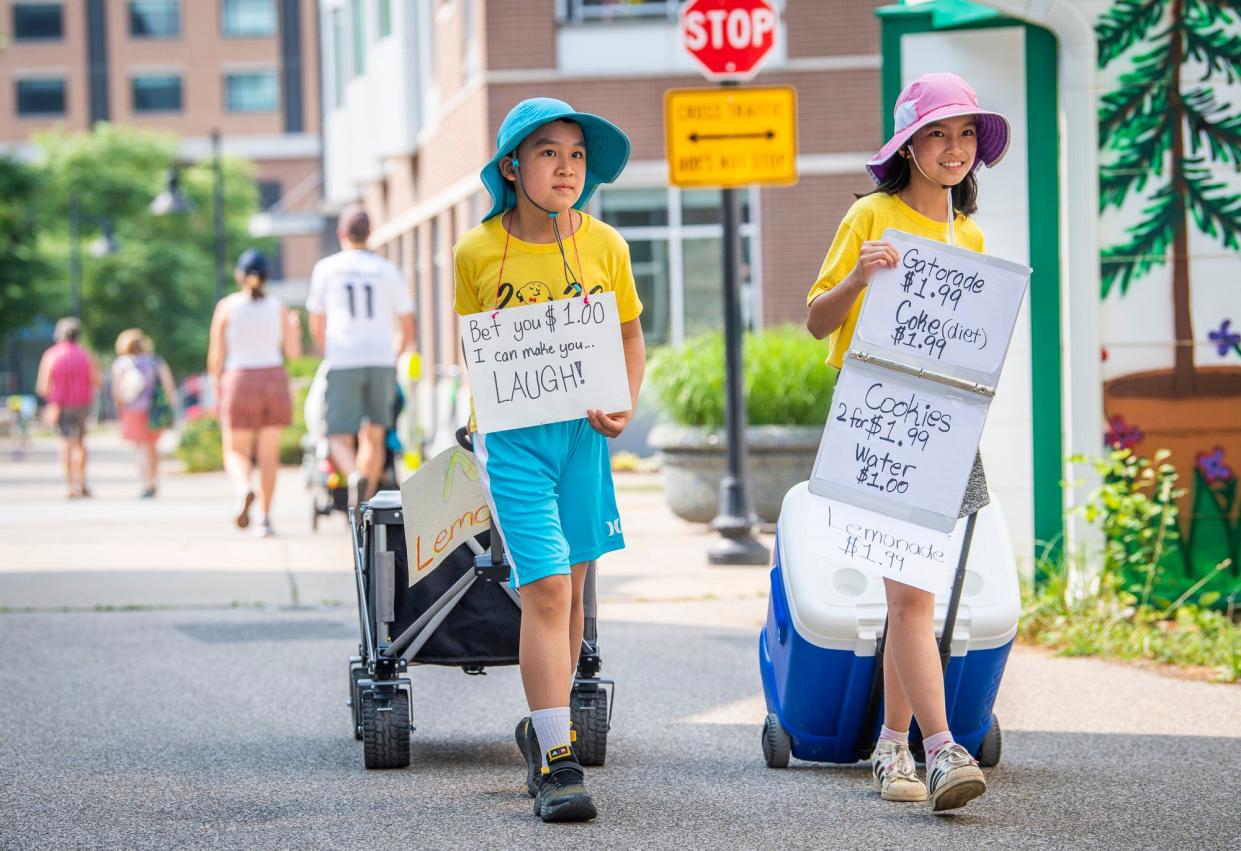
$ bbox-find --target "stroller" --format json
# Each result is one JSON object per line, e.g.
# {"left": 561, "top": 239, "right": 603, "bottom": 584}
{"left": 344, "top": 427, "right": 613, "bottom": 769}
{"left": 303, "top": 362, "right": 402, "bottom": 531}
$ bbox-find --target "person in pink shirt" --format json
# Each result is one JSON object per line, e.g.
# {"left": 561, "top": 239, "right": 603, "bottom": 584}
{"left": 35, "top": 317, "right": 100, "bottom": 498}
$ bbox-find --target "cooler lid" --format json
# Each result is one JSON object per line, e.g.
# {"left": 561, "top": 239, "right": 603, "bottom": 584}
{"left": 776, "top": 482, "right": 1020, "bottom": 654}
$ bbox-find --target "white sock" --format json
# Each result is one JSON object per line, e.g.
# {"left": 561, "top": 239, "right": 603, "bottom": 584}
{"left": 529, "top": 707, "right": 571, "bottom": 770}
{"left": 879, "top": 725, "right": 909, "bottom": 746}
{"left": 924, "top": 729, "right": 955, "bottom": 763}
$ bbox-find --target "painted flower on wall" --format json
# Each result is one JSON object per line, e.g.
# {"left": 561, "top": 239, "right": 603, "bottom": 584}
{"left": 1106, "top": 414, "right": 1144, "bottom": 450}
{"left": 1195, "top": 447, "right": 1234, "bottom": 484}
{"left": 1207, "top": 318, "right": 1241, "bottom": 358}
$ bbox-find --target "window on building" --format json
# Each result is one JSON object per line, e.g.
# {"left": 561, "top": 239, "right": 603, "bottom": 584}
{"left": 224, "top": 70, "right": 279, "bottom": 112}
{"left": 594, "top": 185, "right": 758, "bottom": 348}
{"left": 221, "top": 0, "right": 276, "bottom": 37}
{"left": 16, "top": 78, "right": 66, "bottom": 116}
{"left": 131, "top": 74, "right": 182, "bottom": 112}
{"left": 331, "top": 8, "right": 345, "bottom": 107}
{"left": 376, "top": 0, "right": 392, "bottom": 38}
{"left": 257, "top": 180, "right": 282, "bottom": 210}
{"left": 350, "top": 0, "right": 366, "bottom": 76}
{"left": 13, "top": 3, "right": 63, "bottom": 41}
{"left": 562, "top": 0, "right": 681, "bottom": 22}
{"left": 267, "top": 241, "right": 285, "bottom": 281}
{"left": 129, "top": 0, "right": 180, "bottom": 38}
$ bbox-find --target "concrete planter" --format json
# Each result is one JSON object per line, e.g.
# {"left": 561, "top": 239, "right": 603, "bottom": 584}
{"left": 649, "top": 424, "right": 823, "bottom": 524}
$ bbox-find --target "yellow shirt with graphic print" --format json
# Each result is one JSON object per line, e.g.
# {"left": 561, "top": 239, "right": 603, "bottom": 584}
{"left": 454, "top": 212, "right": 643, "bottom": 321}
{"left": 453, "top": 211, "right": 643, "bottom": 432}
{"left": 807, "top": 192, "right": 985, "bottom": 369}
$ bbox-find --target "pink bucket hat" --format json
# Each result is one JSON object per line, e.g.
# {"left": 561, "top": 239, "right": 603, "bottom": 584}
{"left": 866, "top": 72, "right": 1011, "bottom": 185}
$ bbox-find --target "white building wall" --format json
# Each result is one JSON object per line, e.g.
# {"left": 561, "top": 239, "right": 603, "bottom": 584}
{"left": 902, "top": 28, "right": 1036, "bottom": 575}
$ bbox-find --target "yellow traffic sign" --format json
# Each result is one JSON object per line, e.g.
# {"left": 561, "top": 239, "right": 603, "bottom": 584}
{"left": 665, "top": 86, "right": 798, "bottom": 188}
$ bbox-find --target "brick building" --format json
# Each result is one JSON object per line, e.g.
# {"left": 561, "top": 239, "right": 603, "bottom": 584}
{"left": 0, "top": 0, "right": 326, "bottom": 294}
{"left": 319, "top": 0, "right": 886, "bottom": 445}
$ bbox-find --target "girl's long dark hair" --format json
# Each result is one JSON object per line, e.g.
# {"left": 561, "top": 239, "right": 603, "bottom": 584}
{"left": 856, "top": 151, "right": 979, "bottom": 217}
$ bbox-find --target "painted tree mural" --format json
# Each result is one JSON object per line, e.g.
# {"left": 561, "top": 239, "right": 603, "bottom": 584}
{"left": 1097, "top": 0, "right": 1241, "bottom": 395}
{"left": 1097, "top": 0, "right": 1241, "bottom": 605}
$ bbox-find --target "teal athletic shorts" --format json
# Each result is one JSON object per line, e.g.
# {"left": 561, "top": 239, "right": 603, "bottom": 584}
{"left": 474, "top": 418, "right": 625, "bottom": 589}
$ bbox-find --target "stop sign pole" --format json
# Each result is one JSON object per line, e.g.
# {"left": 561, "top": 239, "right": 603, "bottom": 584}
{"left": 710, "top": 92, "right": 769, "bottom": 566}
{"left": 680, "top": 0, "right": 778, "bottom": 565}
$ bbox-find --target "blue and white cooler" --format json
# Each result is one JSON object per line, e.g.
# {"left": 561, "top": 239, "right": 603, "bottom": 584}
{"left": 758, "top": 482, "right": 1020, "bottom": 768}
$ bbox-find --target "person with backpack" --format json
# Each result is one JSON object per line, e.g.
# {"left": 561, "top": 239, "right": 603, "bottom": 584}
{"left": 112, "top": 328, "right": 178, "bottom": 498}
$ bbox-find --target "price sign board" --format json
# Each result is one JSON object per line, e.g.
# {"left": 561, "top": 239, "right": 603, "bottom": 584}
{"left": 855, "top": 229, "right": 1030, "bottom": 384}
{"left": 459, "top": 293, "right": 631, "bottom": 433}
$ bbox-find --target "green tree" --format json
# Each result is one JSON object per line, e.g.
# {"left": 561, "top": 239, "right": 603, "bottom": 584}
{"left": 1097, "top": 0, "right": 1241, "bottom": 395}
{"left": 34, "top": 123, "right": 271, "bottom": 376}
{"left": 0, "top": 157, "right": 56, "bottom": 341}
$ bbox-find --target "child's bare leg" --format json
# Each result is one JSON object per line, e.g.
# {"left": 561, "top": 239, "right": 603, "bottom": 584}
{"left": 519, "top": 574, "right": 574, "bottom": 710}
{"left": 883, "top": 578, "right": 949, "bottom": 736}
{"left": 567, "top": 562, "right": 589, "bottom": 680}
{"left": 881, "top": 639, "right": 915, "bottom": 733}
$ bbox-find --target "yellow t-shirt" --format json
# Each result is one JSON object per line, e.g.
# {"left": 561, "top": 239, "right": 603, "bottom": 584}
{"left": 806, "top": 192, "right": 985, "bottom": 369}
{"left": 454, "top": 212, "right": 643, "bottom": 322}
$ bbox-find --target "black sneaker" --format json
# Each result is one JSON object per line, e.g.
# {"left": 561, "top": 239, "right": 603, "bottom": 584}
{"left": 516, "top": 718, "right": 580, "bottom": 797}
{"left": 515, "top": 717, "right": 541, "bottom": 797}
{"left": 532, "top": 747, "right": 596, "bottom": 823}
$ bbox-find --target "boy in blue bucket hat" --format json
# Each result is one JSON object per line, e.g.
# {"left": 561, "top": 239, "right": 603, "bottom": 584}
{"left": 454, "top": 98, "right": 645, "bottom": 823}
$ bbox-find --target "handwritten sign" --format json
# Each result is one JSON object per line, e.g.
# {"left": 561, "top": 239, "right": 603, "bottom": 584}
{"left": 399, "top": 446, "right": 491, "bottom": 586}
{"left": 821, "top": 495, "right": 964, "bottom": 594}
{"left": 809, "top": 358, "right": 988, "bottom": 532}
{"left": 459, "top": 293, "right": 631, "bottom": 433}
{"left": 855, "top": 229, "right": 1029, "bottom": 381}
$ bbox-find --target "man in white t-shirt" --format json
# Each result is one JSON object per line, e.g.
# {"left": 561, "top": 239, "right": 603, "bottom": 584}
{"left": 307, "top": 204, "right": 415, "bottom": 503}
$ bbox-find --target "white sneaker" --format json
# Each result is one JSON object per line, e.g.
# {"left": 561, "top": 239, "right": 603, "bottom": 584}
{"left": 255, "top": 517, "right": 275, "bottom": 538}
{"left": 870, "top": 740, "right": 927, "bottom": 802}
{"left": 927, "top": 742, "right": 986, "bottom": 812}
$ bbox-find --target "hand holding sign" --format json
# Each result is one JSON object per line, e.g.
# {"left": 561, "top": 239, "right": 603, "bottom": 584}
{"left": 461, "top": 293, "right": 631, "bottom": 433}
{"left": 856, "top": 229, "right": 1029, "bottom": 382}
{"left": 810, "top": 230, "right": 1030, "bottom": 533}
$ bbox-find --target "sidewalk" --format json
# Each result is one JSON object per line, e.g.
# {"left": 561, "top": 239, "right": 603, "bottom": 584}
{"left": 0, "top": 429, "right": 773, "bottom": 617}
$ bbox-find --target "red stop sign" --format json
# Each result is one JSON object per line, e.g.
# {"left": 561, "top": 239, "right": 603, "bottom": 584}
{"left": 681, "top": 0, "right": 778, "bottom": 81}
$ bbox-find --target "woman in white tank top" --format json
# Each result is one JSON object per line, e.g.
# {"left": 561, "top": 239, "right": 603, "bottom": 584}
{"left": 207, "top": 249, "right": 303, "bottom": 536}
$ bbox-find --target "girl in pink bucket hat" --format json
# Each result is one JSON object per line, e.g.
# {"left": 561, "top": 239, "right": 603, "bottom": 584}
{"left": 805, "top": 72, "right": 1010, "bottom": 812}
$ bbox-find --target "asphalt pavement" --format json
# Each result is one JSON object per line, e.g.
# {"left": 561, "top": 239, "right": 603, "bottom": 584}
{"left": 1, "top": 431, "right": 1238, "bottom": 850}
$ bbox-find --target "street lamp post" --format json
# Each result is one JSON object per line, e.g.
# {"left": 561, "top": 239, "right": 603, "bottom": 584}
{"left": 69, "top": 194, "right": 81, "bottom": 318}
{"left": 150, "top": 129, "right": 227, "bottom": 303}
{"left": 68, "top": 191, "right": 119, "bottom": 319}
{"left": 211, "top": 130, "right": 228, "bottom": 304}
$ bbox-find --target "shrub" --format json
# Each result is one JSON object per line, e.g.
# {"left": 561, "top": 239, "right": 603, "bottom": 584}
{"left": 176, "top": 415, "right": 223, "bottom": 472}
{"left": 1020, "top": 448, "right": 1240, "bottom": 682}
{"left": 647, "top": 326, "right": 836, "bottom": 428}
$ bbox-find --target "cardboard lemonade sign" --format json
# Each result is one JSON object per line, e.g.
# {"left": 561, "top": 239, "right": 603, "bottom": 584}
{"left": 460, "top": 293, "right": 631, "bottom": 433}
{"left": 399, "top": 446, "right": 491, "bottom": 587}
{"left": 809, "top": 230, "right": 1030, "bottom": 536}
{"left": 820, "top": 493, "right": 967, "bottom": 594}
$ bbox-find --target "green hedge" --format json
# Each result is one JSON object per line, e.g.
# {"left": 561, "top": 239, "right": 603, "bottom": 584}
{"left": 176, "top": 360, "right": 317, "bottom": 472}
{"left": 647, "top": 326, "right": 836, "bottom": 428}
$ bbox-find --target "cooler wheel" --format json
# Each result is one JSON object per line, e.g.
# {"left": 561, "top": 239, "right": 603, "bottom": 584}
{"left": 977, "top": 713, "right": 1001, "bottom": 767}
{"left": 762, "top": 713, "right": 791, "bottom": 768}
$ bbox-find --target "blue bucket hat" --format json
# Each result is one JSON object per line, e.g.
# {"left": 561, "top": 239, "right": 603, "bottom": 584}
{"left": 480, "top": 98, "right": 631, "bottom": 223}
